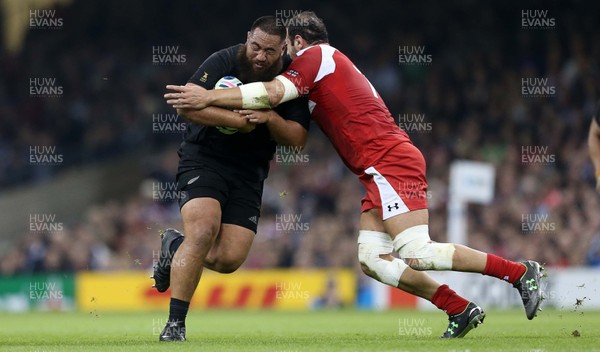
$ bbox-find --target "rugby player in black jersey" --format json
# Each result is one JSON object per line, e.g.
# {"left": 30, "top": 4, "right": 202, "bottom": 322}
{"left": 154, "top": 16, "right": 310, "bottom": 342}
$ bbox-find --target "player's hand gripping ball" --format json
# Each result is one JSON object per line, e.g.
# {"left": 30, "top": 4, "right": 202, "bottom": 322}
{"left": 214, "top": 76, "right": 243, "bottom": 135}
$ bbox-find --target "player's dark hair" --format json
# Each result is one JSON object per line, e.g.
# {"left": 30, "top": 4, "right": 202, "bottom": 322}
{"left": 286, "top": 11, "right": 329, "bottom": 45}
{"left": 250, "top": 16, "right": 286, "bottom": 43}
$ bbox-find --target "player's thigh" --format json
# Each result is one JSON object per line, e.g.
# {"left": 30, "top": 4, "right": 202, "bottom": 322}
{"left": 360, "top": 209, "right": 386, "bottom": 232}
{"left": 180, "top": 198, "right": 222, "bottom": 242}
{"left": 177, "top": 167, "right": 228, "bottom": 243}
{"left": 383, "top": 209, "right": 428, "bottom": 240}
{"left": 205, "top": 177, "right": 262, "bottom": 271}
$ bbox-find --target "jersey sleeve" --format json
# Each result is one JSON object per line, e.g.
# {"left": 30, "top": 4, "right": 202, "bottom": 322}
{"left": 595, "top": 100, "right": 600, "bottom": 125}
{"left": 187, "top": 46, "right": 237, "bottom": 89}
{"left": 274, "top": 97, "right": 311, "bottom": 131}
{"left": 279, "top": 47, "right": 322, "bottom": 96}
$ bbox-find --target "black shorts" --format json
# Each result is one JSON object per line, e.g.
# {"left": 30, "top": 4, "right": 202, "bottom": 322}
{"left": 176, "top": 165, "right": 263, "bottom": 233}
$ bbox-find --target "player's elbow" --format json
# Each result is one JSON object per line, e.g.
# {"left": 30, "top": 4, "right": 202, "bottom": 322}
{"left": 293, "top": 133, "right": 308, "bottom": 149}
{"left": 278, "top": 129, "right": 307, "bottom": 148}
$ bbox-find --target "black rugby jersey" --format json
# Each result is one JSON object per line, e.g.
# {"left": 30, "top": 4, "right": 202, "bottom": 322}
{"left": 178, "top": 44, "right": 310, "bottom": 181}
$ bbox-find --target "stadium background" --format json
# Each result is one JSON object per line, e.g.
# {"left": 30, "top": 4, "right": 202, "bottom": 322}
{"left": 1, "top": 0, "right": 599, "bottom": 314}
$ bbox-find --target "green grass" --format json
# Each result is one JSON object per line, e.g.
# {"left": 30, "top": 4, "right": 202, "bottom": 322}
{"left": 1, "top": 309, "right": 599, "bottom": 351}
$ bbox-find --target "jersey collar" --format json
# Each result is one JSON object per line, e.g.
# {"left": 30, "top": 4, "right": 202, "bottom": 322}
{"left": 297, "top": 43, "right": 331, "bottom": 56}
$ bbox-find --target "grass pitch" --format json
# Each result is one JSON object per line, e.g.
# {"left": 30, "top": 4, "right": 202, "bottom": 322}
{"left": 1, "top": 309, "right": 598, "bottom": 351}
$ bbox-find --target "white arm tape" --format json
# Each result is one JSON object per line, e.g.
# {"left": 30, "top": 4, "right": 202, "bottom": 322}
{"left": 239, "top": 82, "right": 270, "bottom": 109}
{"left": 275, "top": 75, "right": 300, "bottom": 103}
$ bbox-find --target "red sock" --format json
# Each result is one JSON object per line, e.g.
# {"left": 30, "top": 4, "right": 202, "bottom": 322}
{"left": 483, "top": 253, "right": 526, "bottom": 284}
{"left": 431, "top": 284, "right": 469, "bottom": 316}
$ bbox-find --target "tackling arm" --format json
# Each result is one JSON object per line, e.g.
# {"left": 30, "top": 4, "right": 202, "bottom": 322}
{"left": 166, "top": 76, "right": 299, "bottom": 110}
{"left": 210, "top": 77, "right": 295, "bottom": 109}
{"left": 175, "top": 84, "right": 255, "bottom": 132}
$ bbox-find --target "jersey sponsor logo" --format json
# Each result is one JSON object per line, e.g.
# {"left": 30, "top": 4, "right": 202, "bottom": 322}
{"left": 200, "top": 72, "right": 208, "bottom": 83}
{"left": 187, "top": 176, "right": 200, "bottom": 185}
{"left": 286, "top": 70, "right": 299, "bottom": 77}
{"left": 248, "top": 216, "right": 258, "bottom": 224}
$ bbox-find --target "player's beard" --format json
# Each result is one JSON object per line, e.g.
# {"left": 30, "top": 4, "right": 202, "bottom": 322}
{"left": 237, "top": 45, "right": 283, "bottom": 83}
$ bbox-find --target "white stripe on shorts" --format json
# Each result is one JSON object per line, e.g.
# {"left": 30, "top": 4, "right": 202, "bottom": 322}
{"left": 365, "top": 166, "right": 409, "bottom": 220}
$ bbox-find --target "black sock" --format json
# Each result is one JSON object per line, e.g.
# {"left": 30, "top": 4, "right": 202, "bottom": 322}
{"left": 169, "top": 236, "right": 184, "bottom": 253}
{"left": 168, "top": 298, "right": 189, "bottom": 324}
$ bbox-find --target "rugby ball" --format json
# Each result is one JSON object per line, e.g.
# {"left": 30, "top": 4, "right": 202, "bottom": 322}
{"left": 214, "top": 76, "right": 243, "bottom": 135}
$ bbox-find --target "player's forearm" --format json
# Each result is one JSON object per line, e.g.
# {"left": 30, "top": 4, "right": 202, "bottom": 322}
{"left": 177, "top": 107, "right": 246, "bottom": 129}
{"left": 209, "top": 88, "right": 245, "bottom": 109}
{"left": 209, "top": 80, "right": 287, "bottom": 110}
{"left": 265, "top": 112, "right": 307, "bottom": 147}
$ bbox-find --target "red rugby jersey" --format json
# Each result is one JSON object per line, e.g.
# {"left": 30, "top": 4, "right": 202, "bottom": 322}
{"left": 279, "top": 44, "right": 411, "bottom": 174}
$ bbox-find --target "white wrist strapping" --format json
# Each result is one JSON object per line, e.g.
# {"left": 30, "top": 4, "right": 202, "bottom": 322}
{"left": 275, "top": 75, "right": 300, "bottom": 103}
{"left": 239, "top": 82, "right": 270, "bottom": 109}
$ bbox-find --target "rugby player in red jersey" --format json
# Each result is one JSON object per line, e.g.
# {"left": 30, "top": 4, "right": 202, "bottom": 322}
{"left": 165, "top": 11, "right": 544, "bottom": 338}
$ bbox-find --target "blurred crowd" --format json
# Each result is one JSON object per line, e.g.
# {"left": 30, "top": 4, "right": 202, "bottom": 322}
{"left": 1, "top": 0, "right": 600, "bottom": 274}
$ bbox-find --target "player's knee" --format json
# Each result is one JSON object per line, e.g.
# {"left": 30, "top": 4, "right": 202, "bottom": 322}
{"left": 203, "top": 252, "right": 216, "bottom": 269}
{"left": 360, "top": 261, "right": 389, "bottom": 281}
{"left": 205, "top": 250, "right": 245, "bottom": 273}
{"left": 213, "top": 260, "right": 243, "bottom": 274}
{"left": 184, "top": 222, "right": 218, "bottom": 250}
{"left": 206, "top": 245, "right": 248, "bottom": 274}
{"left": 213, "top": 251, "right": 244, "bottom": 273}
{"left": 188, "top": 231, "right": 214, "bottom": 250}
{"left": 360, "top": 263, "right": 375, "bottom": 278}
{"left": 358, "top": 231, "right": 407, "bottom": 287}
{"left": 393, "top": 225, "right": 455, "bottom": 271}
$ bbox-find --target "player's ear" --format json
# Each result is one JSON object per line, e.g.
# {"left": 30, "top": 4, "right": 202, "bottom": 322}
{"left": 246, "top": 31, "right": 251, "bottom": 42}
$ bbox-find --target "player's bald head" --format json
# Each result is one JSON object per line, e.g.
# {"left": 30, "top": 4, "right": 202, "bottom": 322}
{"left": 286, "top": 11, "right": 329, "bottom": 45}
